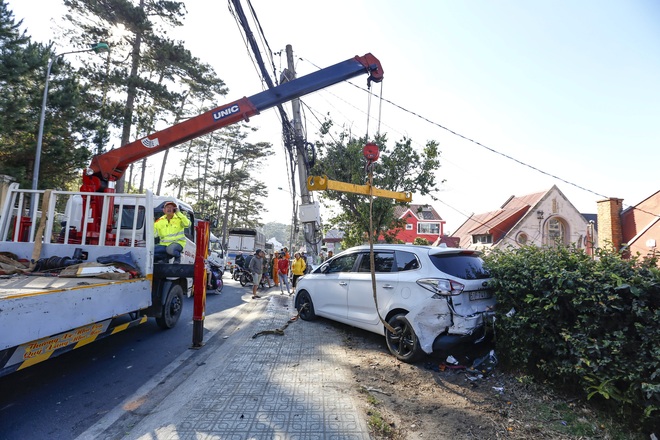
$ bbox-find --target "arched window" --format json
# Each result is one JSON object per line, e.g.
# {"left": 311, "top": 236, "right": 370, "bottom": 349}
{"left": 546, "top": 217, "right": 567, "bottom": 247}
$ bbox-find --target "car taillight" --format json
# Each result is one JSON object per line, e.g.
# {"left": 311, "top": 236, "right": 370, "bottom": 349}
{"left": 417, "top": 278, "right": 465, "bottom": 297}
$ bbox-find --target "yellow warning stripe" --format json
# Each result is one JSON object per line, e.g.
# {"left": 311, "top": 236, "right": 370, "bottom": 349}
{"left": 10, "top": 316, "right": 149, "bottom": 374}
{"left": 111, "top": 316, "right": 148, "bottom": 335}
{"left": 17, "top": 351, "right": 54, "bottom": 370}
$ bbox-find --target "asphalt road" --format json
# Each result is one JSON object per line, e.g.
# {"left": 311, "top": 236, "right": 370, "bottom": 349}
{"left": 0, "top": 279, "right": 251, "bottom": 440}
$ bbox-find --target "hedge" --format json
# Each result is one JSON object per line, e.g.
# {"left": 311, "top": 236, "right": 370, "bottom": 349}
{"left": 483, "top": 245, "right": 660, "bottom": 433}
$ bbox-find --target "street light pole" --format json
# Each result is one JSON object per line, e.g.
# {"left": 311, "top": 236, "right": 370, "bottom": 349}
{"left": 30, "top": 43, "right": 109, "bottom": 213}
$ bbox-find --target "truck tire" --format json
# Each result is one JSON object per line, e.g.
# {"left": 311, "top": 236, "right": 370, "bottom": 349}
{"left": 156, "top": 284, "right": 184, "bottom": 329}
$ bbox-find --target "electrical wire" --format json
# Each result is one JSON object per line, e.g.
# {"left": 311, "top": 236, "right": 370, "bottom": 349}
{"left": 245, "top": 0, "right": 277, "bottom": 85}
{"left": 298, "top": 57, "right": 658, "bottom": 220}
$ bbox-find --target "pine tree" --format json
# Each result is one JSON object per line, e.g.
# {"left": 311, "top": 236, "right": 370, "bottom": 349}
{"left": 0, "top": 0, "right": 98, "bottom": 189}
{"left": 61, "top": 0, "right": 227, "bottom": 192}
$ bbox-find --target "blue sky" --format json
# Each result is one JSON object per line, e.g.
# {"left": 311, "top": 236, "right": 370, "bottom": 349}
{"left": 8, "top": 0, "right": 660, "bottom": 231}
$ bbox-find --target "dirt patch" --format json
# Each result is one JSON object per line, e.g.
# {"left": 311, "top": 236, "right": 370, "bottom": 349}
{"left": 331, "top": 321, "right": 639, "bottom": 440}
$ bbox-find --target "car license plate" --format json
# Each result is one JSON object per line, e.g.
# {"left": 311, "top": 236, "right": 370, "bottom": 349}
{"left": 469, "top": 290, "right": 493, "bottom": 301}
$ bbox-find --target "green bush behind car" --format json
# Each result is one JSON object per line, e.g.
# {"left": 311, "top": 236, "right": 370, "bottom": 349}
{"left": 483, "top": 244, "right": 660, "bottom": 434}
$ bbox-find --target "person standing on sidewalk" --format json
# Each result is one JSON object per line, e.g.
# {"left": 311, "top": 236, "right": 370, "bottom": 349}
{"left": 291, "top": 252, "right": 306, "bottom": 293}
{"left": 271, "top": 252, "right": 280, "bottom": 286}
{"left": 262, "top": 253, "right": 274, "bottom": 288}
{"left": 277, "top": 251, "right": 291, "bottom": 294}
{"left": 248, "top": 249, "right": 266, "bottom": 299}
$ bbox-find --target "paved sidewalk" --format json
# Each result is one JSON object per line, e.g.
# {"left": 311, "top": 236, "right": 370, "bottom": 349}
{"left": 84, "top": 291, "right": 371, "bottom": 440}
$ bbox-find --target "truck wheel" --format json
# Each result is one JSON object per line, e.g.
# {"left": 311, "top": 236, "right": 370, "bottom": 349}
{"left": 156, "top": 284, "right": 184, "bottom": 329}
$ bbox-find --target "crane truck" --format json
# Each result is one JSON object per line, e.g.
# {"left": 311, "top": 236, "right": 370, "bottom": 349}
{"left": 0, "top": 53, "right": 384, "bottom": 377}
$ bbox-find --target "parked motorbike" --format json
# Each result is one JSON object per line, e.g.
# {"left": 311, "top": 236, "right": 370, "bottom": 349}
{"left": 207, "top": 251, "right": 224, "bottom": 293}
{"left": 239, "top": 270, "right": 252, "bottom": 287}
{"left": 239, "top": 270, "right": 269, "bottom": 289}
{"left": 232, "top": 265, "right": 247, "bottom": 281}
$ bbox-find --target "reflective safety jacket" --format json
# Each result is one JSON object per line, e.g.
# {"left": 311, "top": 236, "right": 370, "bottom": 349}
{"left": 154, "top": 212, "right": 191, "bottom": 247}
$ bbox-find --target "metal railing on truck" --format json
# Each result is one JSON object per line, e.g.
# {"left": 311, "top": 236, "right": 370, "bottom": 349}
{"left": 0, "top": 183, "right": 153, "bottom": 248}
{"left": 0, "top": 184, "right": 155, "bottom": 275}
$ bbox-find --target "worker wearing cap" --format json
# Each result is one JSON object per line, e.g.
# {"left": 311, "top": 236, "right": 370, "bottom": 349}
{"left": 154, "top": 201, "right": 190, "bottom": 263}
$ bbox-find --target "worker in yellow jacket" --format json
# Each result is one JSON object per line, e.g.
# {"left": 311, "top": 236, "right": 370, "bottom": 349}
{"left": 291, "top": 252, "right": 306, "bottom": 292}
{"left": 154, "top": 201, "right": 190, "bottom": 263}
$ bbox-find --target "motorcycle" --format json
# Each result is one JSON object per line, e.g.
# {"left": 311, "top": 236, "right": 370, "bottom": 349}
{"left": 207, "top": 250, "right": 224, "bottom": 293}
{"left": 239, "top": 270, "right": 269, "bottom": 289}
{"left": 232, "top": 265, "right": 247, "bottom": 281}
{"left": 239, "top": 270, "right": 252, "bottom": 287}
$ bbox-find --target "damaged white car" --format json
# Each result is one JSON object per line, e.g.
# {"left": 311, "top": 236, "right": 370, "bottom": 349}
{"left": 294, "top": 244, "right": 495, "bottom": 362}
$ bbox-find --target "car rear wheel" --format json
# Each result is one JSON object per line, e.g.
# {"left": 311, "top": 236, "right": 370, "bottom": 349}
{"left": 295, "top": 290, "right": 316, "bottom": 321}
{"left": 385, "top": 313, "right": 422, "bottom": 362}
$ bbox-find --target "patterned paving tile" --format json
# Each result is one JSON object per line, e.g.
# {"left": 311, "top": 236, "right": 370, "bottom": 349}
{"left": 173, "top": 295, "right": 370, "bottom": 439}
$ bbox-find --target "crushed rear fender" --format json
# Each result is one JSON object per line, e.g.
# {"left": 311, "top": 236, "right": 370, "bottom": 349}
{"left": 405, "top": 299, "right": 452, "bottom": 354}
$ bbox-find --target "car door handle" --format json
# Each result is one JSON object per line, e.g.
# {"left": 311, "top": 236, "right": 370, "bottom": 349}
{"left": 339, "top": 282, "right": 348, "bottom": 286}
{"left": 382, "top": 284, "right": 394, "bottom": 289}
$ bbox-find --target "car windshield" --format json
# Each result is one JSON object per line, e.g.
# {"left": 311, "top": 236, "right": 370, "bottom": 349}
{"left": 430, "top": 253, "right": 490, "bottom": 280}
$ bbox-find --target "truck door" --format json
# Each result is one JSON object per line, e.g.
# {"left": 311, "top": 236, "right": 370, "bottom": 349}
{"left": 242, "top": 236, "right": 255, "bottom": 252}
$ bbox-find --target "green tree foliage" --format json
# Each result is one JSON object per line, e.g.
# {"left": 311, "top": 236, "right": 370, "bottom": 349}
{"left": 61, "top": 0, "right": 227, "bottom": 193}
{"left": 0, "top": 1, "right": 97, "bottom": 189}
{"left": 484, "top": 245, "right": 660, "bottom": 432}
{"left": 311, "top": 126, "right": 441, "bottom": 247}
{"left": 166, "top": 124, "right": 273, "bottom": 243}
{"left": 413, "top": 237, "right": 429, "bottom": 245}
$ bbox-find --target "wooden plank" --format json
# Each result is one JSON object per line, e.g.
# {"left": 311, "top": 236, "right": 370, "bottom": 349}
{"left": 29, "top": 190, "right": 52, "bottom": 270}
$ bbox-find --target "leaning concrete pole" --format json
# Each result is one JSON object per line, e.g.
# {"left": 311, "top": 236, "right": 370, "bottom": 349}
{"left": 287, "top": 44, "right": 320, "bottom": 258}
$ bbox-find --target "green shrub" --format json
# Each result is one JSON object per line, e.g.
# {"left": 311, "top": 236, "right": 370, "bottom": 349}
{"left": 484, "top": 245, "right": 660, "bottom": 433}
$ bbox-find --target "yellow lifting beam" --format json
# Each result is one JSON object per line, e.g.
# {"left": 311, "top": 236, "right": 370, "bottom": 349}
{"left": 307, "top": 175, "right": 412, "bottom": 203}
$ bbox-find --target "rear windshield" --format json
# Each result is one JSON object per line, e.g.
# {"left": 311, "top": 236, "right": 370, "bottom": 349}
{"left": 430, "top": 254, "right": 490, "bottom": 280}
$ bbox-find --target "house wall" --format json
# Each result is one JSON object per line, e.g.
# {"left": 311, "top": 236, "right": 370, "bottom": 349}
{"left": 393, "top": 213, "right": 445, "bottom": 244}
{"left": 620, "top": 194, "right": 660, "bottom": 260}
{"left": 504, "top": 192, "right": 592, "bottom": 249}
{"left": 626, "top": 221, "right": 660, "bottom": 259}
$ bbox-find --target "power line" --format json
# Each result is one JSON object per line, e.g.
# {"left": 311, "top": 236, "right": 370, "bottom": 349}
{"left": 299, "top": 57, "right": 657, "bottom": 219}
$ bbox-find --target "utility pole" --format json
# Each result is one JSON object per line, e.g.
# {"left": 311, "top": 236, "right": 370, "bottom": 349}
{"left": 286, "top": 44, "right": 321, "bottom": 258}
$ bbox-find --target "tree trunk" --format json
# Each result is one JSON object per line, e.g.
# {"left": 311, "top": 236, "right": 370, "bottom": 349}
{"left": 116, "top": 0, "right": 145, "bottom": 193}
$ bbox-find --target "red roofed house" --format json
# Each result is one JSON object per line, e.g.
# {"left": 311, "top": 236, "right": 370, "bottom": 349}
{"left": 390, "top": 204, "right": 446, "bottom": 244}
{"left": 451, "top": 185, "right": 596, "bottom": 253}
{"left": 597, "top": 190, "right": 660, "bottom": 262}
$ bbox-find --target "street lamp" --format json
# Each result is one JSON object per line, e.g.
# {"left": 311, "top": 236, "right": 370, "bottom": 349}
{"left": 31, "top": 42, "right": 109, "bottom": 210}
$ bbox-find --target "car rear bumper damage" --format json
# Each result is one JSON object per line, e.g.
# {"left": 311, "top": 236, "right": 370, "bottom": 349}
{"left": 432, "top": 309, "right": 495, "bottom": 351}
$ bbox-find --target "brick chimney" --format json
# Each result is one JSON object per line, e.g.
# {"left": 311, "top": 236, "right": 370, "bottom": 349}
{"left": 596, "top": 198, "right": 623, "bottom": 250}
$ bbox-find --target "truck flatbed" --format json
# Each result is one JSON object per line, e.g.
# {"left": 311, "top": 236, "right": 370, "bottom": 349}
{"left": 0, "top": 273, "right": 122, "bottom": 299}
